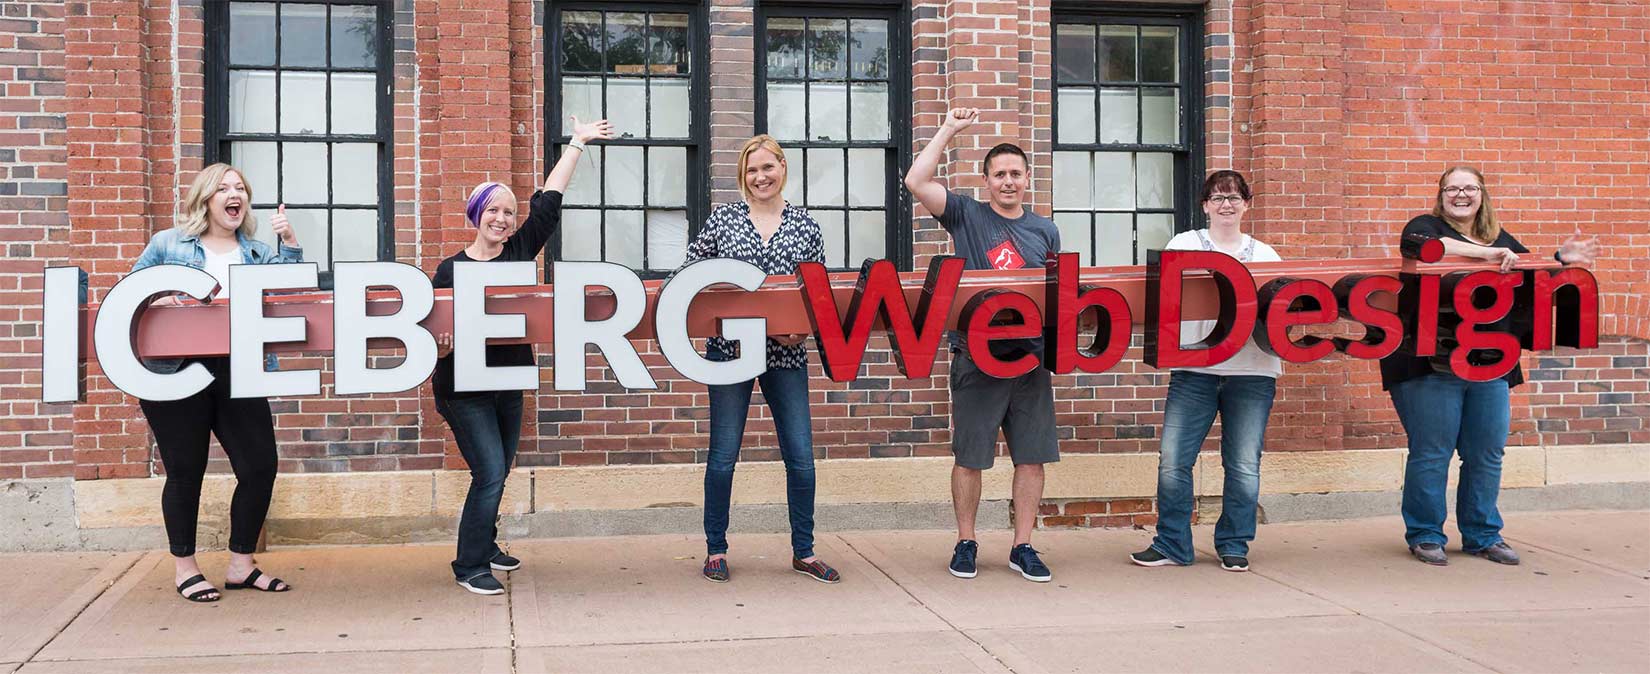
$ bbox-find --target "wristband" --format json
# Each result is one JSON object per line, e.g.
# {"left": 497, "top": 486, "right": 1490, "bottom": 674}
{"left": 1553, "top": 250, "right": 1565, "bottom": 264}
{"left": 568, "top": 138, "right": 587, "bottom": 152}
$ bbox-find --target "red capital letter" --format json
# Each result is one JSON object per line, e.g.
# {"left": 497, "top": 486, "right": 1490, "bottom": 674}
{"left": 1144, "top": 250, "right": 1257, "bottom": 369}
{"left": 798, "top": 256, "right": 964, "bottom": 381}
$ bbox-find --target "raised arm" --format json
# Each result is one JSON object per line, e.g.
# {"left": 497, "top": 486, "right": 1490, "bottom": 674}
{"left": 903, "top": 107, "right": 978, "bottom": 218}
{"left": 542, "top": 116, "right": 616, "bottom": 194}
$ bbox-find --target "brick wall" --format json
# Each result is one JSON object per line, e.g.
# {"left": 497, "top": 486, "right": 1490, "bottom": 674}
{"left": 3, "top": 0, "right": 1646, "bottom": 481}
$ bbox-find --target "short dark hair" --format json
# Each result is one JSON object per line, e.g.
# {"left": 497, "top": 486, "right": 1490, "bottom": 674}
{"left": 980, "top": 143, "right": 1028, "bottom": 175}
{"left": 1200, "top": 170, "right": 1252, "bottom": 202}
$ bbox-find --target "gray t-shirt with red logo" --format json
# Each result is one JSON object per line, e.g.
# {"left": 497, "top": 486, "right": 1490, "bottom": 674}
{"left": 936, "top": 190, "right": 1061, "bottom": 353}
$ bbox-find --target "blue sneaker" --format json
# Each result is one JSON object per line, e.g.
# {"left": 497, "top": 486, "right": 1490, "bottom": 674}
{"left": 948, "top": 539, "right": 978, "bottom": 579}
{"left": 1009, "top": 544, "right": 1051, "bottom": 582}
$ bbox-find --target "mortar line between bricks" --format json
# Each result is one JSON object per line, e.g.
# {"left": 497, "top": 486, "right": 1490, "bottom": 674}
{"left": 21, "top": 551, "right": 145, "bottom": 666}
{"left": 834, "top": 534, "right": 1020, "bottom": 674}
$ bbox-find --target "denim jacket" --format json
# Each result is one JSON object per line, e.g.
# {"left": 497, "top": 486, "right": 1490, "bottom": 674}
{"left": 130, "top": 228, "right": 304, "bottom": 374}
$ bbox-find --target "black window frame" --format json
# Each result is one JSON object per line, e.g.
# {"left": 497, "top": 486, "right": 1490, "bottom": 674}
{"left": 1050, "top": 2, "right": 1204, "bottom": 265}
{"left": 755, "top": 1, "right": 912, "bottom": 272}
{"left": 544, "top": 0, "right": 711, "bottom": 280}
{"left": 203, "top": 0, "right": 397, "bottom": 285}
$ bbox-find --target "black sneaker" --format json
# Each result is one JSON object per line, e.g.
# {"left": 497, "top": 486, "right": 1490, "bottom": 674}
{"left": 1008, "top": 544, "right": 1051, "bottom": 582}
{"left": 457, "top": 572, "right": 505, "bottom": 596}
{"left": 490, "top": 553, "right": 521, "bottom": 572}
{"left": 948, "top": 540, "right": 978, "bottom": 579}
{"left": 1130, "top": 547, "right": 1180, "bottom": 567}
{"left": 1220, "top": 555, "right": 1250, "bottom": 572}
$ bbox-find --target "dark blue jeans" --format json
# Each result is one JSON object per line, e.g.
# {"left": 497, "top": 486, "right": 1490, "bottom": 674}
{"left": 1150, "top": 371, "right": 1277, "bottom": 565}
{"left": 435, "top": 391, "right": 522, "bottom": 580}
{"left": 704, "top": 365, "right": 816, "bottom": 559}
{"left": 1389, "top": 372, "right": 1511, "bottom": 551}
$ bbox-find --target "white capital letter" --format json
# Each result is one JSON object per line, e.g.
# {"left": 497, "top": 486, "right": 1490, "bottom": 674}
{"left": 453, "top": 260, "right": 538, "bottom": 392}
{"left": 230, "top": 263, "right": 320, "bottom": 398}
{"left": 656, "top": 259, "right": 767, "bottom": 385}
{"left": 333, "top": 262, "right": 437, "bottom": 395}
{"left": 93, "top": 265, "right": 217, "bottom": 401}
{"left": 552, "top": 261, "right": 654, "bottom": 391}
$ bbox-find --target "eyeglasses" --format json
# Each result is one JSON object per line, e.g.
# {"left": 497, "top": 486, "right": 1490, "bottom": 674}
{"left": 1441, "top": 185, "right": 1482, "bottom": 197}
{"left": 1206, "top": 195, "right": 1245, "bottom": 205}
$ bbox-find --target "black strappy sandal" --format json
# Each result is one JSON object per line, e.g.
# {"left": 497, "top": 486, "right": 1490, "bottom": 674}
{"left": 176, "top": 574, "right": 220, "bottom": 603}
{"left": 224, "top": 568, "right": 291, "bottom": 593}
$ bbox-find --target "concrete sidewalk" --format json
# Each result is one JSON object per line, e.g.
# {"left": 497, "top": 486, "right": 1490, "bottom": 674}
{"left": 1, "top": 511, "right": 1646, "bottom": 674}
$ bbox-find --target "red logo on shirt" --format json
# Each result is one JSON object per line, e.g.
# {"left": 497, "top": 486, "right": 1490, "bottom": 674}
{"left": 987, "top": 239, "right": 1024, "bottom": 270}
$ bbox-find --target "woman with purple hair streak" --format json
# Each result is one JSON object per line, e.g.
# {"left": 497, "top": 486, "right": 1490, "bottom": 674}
{"left": 431, "top": 116, "right": 614, "bottom": 595}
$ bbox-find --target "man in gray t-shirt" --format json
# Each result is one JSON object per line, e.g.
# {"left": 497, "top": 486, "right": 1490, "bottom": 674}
{"left": 905, "top": 107, "right": 1060, "bottom": 584}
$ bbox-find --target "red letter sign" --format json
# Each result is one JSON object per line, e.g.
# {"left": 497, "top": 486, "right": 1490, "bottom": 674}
{"left": 799, "top": 256, "right": 963, "bottom": 381}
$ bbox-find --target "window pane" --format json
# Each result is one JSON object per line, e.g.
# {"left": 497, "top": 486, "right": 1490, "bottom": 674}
{"left": 250, "top": 208, "right": 278, "bottom": 249}
{"left": 331, "top": 209, "right": 377, "bottom": 263}
{"left": 1137, "top": 152, "right": 1174, "bottom": 209}
{"left": 1053, "top": 152, "right": 1092, "bottom": 210}
{"left": 813, "top": 209, "right": 846, "bottom": 268}
{"left": 228, "top": 70, "right": 276, "bottom": 133}
{"left": 606, "top": 79, "right": 646, "bottom": 140}
{"left": 766, "top": 18, "right": 805, "bottom": 79}
{"left": 604, "top": 146, "right": 644, "bottom": 206}
{"left": 285, "top": 208, "right": 329, "bottom": 270}
{"left": 561, "top": 209, "right": 602, "bottom": 261}
{"left": 1138, "top": 213, "right": 1174, "bottom": 254}
{"left": 846, "top": 148, "right": 883, "bottom": 208}
{"left": 1092, "top": 152, "right": 1134, "bottom": 210}
{"left": 333, "top": 143, "right": 377, "bottom": 205}
{"left": 1140, "top": 26, "right": 1178, "bottom": 83}
{"left": 330, "top": 72, "right": 376, "bottom": 135}
{"left": 848, "top": 210, "right": 884, "bottom": 266}
{"left": 648, "top": 147, "right": 686, "bottom": 207}
{"left": 849, "top": 82, "right": 888, "bottom": 142}
{"left": 805, "top": 148, "right": 845, "bottom": 207}
{"left": 561, "top": 11, "right": 603, "bottom": 72}
{"left": 1141, "top": 88, "right": 1179, "bottom": 145}
{"left": 766, "top": 81, "right": 806, "bottom": 141}
{"left": 781, "top": 151, "right": 805, "bottom": 204}
{"left": 561, "top": 77, "right": 602, "bottom": 131}
{"left": 279, "top": 3, "right": 326, "bottom": 68}
{"left": 1094, "top": 213, "right": 1132, "bottom": 265}
{"left": 648, "top": 13, "right": 690, "bottom": 75}
{"left": 808, "top": 19, "right": 846, "bottom": 79}
{"left": 230, "top": 3, "right": 276, "bottom": 67}
{"left": 1054, "top": 212, "right": 1092, "bottom": 265}
{"left": 809, "top": 81, "right": 847, "bottom": 142}
{"left": 230, "top": 142, "right": 279, "bottom": 204}
{"left": 281, "top": 142, "right": 329, "bottom": 203}
{"left": 605, "top": 210, "right": 644, "bottom": 268}
{"left": 646, "top": 210, "right": 688, "bottom": 270}
{"left": 1055, "top": 24, "right": 1095, "bottom": 83}
{"left": 279, "top": 71, "right": 328, "bottom": 135}
{"left": 849, "top": 19, "right": 888, "bottom": 80}
{"left": 649, "top": 79, "right": 690, "bottom": 138}
{"left": 1099, "top": 87, "right": 1137, "bottom": 144}
{"left": 607, "top": 13, "right": 646, "bottom": 75}
{"left": 1057, "top": 88, "right": 1095, "bottom": 144}
{"left": 563, "top": 146, "right": 602, "bottom": 206}
{"left": 1098, "top": 25, "right": 1136, "bottom": 82}
{"left": 330, "top": 5, "right": 377, "bottom": 68}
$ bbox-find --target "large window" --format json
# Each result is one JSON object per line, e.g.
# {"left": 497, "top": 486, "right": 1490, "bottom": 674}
{"left": 1052, "top": 9, "right": 1201, "bottom": 266}
{"left": 549, "top": 5, "right": 705, "bottom": 274}
{"left": 206, "top": 0, "right": 393, "bottom": 273}
{"left": 758, "top": 6, "right": 909, "bottom": 270}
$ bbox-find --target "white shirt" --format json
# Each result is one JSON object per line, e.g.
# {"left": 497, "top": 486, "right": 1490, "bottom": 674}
{"left": 1164, "top": 229, "right": 1283, "bottom": 379}
{"left": 202, "top": 244, "right": 241, "bottom": 297}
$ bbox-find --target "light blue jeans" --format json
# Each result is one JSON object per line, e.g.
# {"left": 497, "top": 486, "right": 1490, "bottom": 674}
{"left": 1150, "top": 371, "right": 1277, "bottom": 564}
{"left": 1389, "top": 372, "right": 1511, "bottom": 551}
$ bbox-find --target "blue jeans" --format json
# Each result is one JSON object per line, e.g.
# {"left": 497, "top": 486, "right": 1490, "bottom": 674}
{"left": 704, "top": 365, "right": 817, "bottom": 559}
{"left": 435, "top": 391, "right": 523, "bottom": 580}
{"left": 1389, "top": 372, "right": 1511, "bottom": 551}
{"left": 1150, "top": 371, "right": 1277, "bottom": 564}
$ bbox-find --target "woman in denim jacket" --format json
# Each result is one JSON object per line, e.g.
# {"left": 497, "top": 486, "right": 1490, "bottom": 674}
{"left": 129, "top": 163, "right": 303, "bottom": 603}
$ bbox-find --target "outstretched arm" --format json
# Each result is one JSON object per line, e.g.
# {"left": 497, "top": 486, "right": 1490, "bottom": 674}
{"left": 903, "top": 107, "right": 978, "bottom": 218}
{"left": 543, "top": 116, "right": 616, "bottom": 194}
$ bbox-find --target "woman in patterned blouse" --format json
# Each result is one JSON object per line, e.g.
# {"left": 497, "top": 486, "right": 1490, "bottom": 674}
{"left": 686, "top": 135, "right": 840, "bottom": 585}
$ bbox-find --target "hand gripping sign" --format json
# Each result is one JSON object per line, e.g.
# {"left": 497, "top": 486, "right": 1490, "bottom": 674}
{"left": 38, "top": 243, "right": 1598, "bottom": 403}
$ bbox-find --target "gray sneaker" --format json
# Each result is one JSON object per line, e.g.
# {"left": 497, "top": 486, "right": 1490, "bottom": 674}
{"left": 1409, "top": 542, "right": 1448, "bottom": 566}
{"left": 1471, "top": 542, "right": 1521, "bottom": 565}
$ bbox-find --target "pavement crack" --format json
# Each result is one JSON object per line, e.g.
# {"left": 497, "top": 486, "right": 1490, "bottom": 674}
{"left": 22, "top": 552, "right": 145, "bottom": 666}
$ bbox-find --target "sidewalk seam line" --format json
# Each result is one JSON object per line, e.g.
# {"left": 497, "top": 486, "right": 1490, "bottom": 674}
{"left": 21, "top": 552, "right": 145, "bottom": 666}
{"left": 1503, "top": 534, "right": 1650, "bottom": 580}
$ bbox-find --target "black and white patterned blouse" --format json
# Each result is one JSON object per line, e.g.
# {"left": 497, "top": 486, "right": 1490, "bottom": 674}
{"left": 681, "top": 201, "right": 825, "bottom": 370}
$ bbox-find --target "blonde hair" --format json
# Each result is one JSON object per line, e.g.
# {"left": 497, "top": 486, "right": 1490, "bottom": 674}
{"left": 1431, "top": 165, "right": 1499, "bottom": 243}
{"left": 736, "top": 135, "right": 787, "bottom": 200}
{"left": 179, "top": 163, "right": 258, "bottom": 239}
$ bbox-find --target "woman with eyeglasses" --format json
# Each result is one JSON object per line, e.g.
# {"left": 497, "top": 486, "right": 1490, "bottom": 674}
{"left": 1130, "top": 170, "right": 1282, "bottom": 573}
{"left": 1382, "top": 165, "right": 1597, "bottom": 567}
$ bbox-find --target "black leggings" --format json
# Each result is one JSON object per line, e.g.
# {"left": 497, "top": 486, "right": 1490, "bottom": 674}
{"left": 137, "top": 358, "right": 279, "bottom": 557}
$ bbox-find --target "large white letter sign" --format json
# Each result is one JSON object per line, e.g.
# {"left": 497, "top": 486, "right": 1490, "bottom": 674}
{"left": 93, "top": 265, "right": 219, "bottom": 401}
{"left": 230, "top": 263, "right": 321, "bottom": 398}
{"left": 552, "top": 261, "right": 655, "bottom": 391}
{"left": 332, "top": 262, "right": 438, "bottom": 395}
{"left": 656, "top": 259, "right": 767, "bottom": 385}
{"left": 453, "top": 260, "right": 538, "bottom": 392}
{"left": 41, "top": 267, "right": 84, "bottom": 403}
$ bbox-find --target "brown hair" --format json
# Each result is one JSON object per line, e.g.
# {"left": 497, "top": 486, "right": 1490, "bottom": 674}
{"left": 179, "top": 163, "right": 257, "bottom": 239}
{"left": 736, "top": 135, "right": 788, "bottom": 200}
{"left": 1431, "top": 165, "right": 1499, "bottom": 242}
{"left": 1200, "top": 170, "right": 1252, "bottom": 202}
